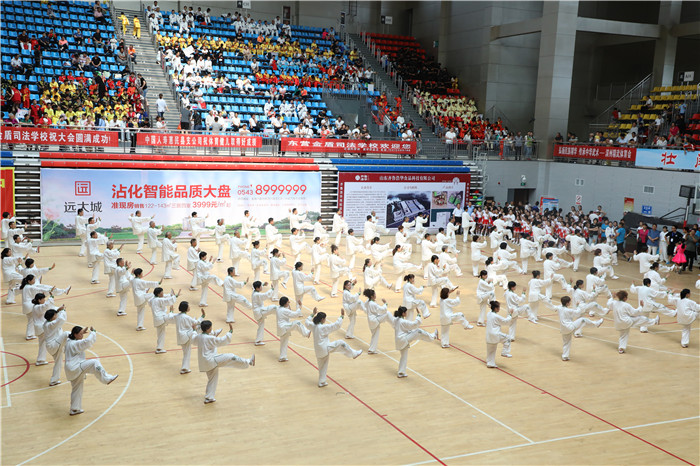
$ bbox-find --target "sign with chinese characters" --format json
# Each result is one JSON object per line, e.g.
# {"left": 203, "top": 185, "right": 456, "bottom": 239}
{"left": 136, "top": 133, "right": 262, "bottom": 148}
{"left": 337, "top": 172, "right": 470, "bottom": 231}
{"left": 0, "top": 127, "right": 119, "bottom": 147}
{"left": 281, "top": 138, "right": 417, "bottom": 155}
{"left": 552, "top": 144, "right": 636, "bottom": 162}
{"left": 624, "top": 197, "right": 634, "bottom": 213}
{"left": 642, "top": 205, "right": 652, "bottom": 215}
{"left": 635, "top": 148, "right": 700, "bottom": 171}
{"left": 0, "top": 167, "right": 15, "bottom": 222}
{"left": 40, "top": 168, "right": 321, "bottom": 242}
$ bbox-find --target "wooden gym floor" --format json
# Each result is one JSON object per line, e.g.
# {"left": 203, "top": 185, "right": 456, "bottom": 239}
{"left": 1, "top": 237, "right": 698, "bottom": 465}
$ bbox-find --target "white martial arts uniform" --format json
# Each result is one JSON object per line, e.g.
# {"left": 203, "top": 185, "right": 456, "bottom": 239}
{"left": 439, "top": 295, "right": 470, "bottom": 347}
{"left": 389, "top": 314, "right": 435, "bottom": 377}
{"left": 305, "top": 315, "right": 360, "bottom": 386}
{"left": 146, "top": 226, "right": 162, "bottom": 264}
{"left": 64, "top": 332, "right": 117, "bottom": 414}
{"left": 131, "top": 277, "right": 159, "bottom": 323}
{"left": 223, "top": 276, "right": 251, "bottom": 322}
{"left": 611, "top": 299, "right": 658, "bottom": 352}
{"left": 276, "top": 305, "right": 310, "bottom": 361}
{"left": 669, "top": 296, "right": 699, "bottom": 347}
{"left": 44, "top": 309, "right": 69, "bottom": 385}
{"left": 485, "top": 311, "right": 512, "bottom": 367}
{"left": 162, "top": 237, "right": 180, "bottom": 278}
{"left": 476, "top": 278, "right": 496, "bottom": 325}
{"left": 174, "top": 312, "right": 203, "bottom": 372}
{"left": 366, "top": 299, "right": 389, "bottom": 353}
{"left": 150, "top": 293, "right": 177, "bottom": 352}
{"left": 129, "top": 214, "right": 153, "bottom": 253}
{"left": 195, "top": 260, "right": 224, "bottom": 306}
{"left": 343, "top": 288, "right": 363, "bottom": 339}
{"left": 557, "top": 305, "right": 600, "bottom": 360}
{"left": 252, "top": 288, "right": 277, "bottom": 344}
{"left": 214, "top": 224, "right": 231, "bottom": 260}
{"left": 194, "top": 331, "right": 252, "bottom": 402}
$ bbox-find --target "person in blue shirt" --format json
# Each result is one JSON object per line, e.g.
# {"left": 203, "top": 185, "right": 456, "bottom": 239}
{"left": 646, "top": 224, "right": 660, "bottom": 255}
{"left": 616, "top": 220, "right": 631, "bottom": 261}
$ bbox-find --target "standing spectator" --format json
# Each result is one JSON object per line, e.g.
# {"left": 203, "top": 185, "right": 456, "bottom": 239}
{"left": 682, "top": 227, "right": 697, "bottom": 272}
{"left": 132, "top": 16, "right": 141, "bottom": 39}
{"left": 444, "top": 127, "right": 456, "bottom": 159}
{"left": 514, "top": 132, "right": 523, "bottom": 160}
{"left": 646, "top": 224, "right": 660, "bottom": 255}
{"left": 636, "top": 223, "right": 649, "bottom": 253}
{"left": 667, "top": 226, "right": 683, "bottom": 262}
{"left": 156, "top": 93, "right": 168, "bottom": 118}
{"left": 180, "top": 104, "right": 191, "bottom": 131}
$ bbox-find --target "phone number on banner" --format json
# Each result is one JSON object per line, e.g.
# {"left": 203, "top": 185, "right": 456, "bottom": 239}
{"left": 237, "top": 184, "right": 308, "bottom": 195}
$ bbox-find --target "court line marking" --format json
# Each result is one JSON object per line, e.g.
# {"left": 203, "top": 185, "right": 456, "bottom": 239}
{"left": 183, "top": 267, "right": 447, "bottom": 466}
{"left": 284, "top": 258, "right": 535, "bottom": 445}
{"left": 344, "top": 331, "right": 534, "bottom": 444}
{"left": 447, "top": 343, "right": 697, "bottom": 466}
{"left": 404, "top": 415, "right": 700, "bottom": 466}
{"left": 17, "top": 328, "right": 134, "bottom": 466}
{"left": 1, "top": 338, "right": 11, "bottom": 407}
{"left": 12, "top": 382, "right": 68, "bottom": 396}
{"left": 535, "top": 319, "right": 700, "bottom": 359}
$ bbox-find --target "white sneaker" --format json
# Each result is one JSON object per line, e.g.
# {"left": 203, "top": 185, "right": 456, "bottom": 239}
{"left": 465, "top": 324, "right": 474, "bottom": 329}
{"left": 501, "top": 353, "right": 512, "bottom": 358}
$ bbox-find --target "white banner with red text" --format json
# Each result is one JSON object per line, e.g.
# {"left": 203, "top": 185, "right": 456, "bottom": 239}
{"left": 338, "top": 172, "right": 471, "bottom": 232}
{"left": 281, "top": 137, "right": 417, "bottom": 155}
{"left": 136, "top": 132, "right": 262, "bottom": 148}
{"left": 0, "top": 126, "right": 119, "bottom": 147}
{"left": 40, "top": 168, "right": 321, "bottom": 242}
{"left": 553, "top": 144, "right": 636, "bottom": 162}
{"left": 635, "top": 148, "right": 700, "bottom": 171}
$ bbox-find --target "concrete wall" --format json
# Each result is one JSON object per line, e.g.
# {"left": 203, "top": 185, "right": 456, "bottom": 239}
{"left": 483, "top": 160, "right": 700, "bottom": 221}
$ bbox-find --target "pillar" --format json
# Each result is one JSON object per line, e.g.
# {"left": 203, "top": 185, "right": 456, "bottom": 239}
{"left": 652, "top": 1, "right": 681, "bottom": 88}
{"left": 533, "top": 1, "right": 578, "bottom": 160}
{"left": 437, "top": 1, "right": 451, "bottom": 67}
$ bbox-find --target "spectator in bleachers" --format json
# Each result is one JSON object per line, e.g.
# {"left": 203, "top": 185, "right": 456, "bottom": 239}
{"left": 73, "top": 29, "right": 84, "bottom": 47}
{"left": 10, "top": 55, "right": 30, "bottom": 79}
{"left": 133, "top": 16, "right": 141, "bottom": 40}
{"left": 93, "top": 1, "right": 108, "bottom": 25}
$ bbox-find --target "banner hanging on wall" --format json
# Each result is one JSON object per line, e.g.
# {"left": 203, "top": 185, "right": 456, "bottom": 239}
{"left": 136, "top": 133, "right": 262, "bottom": 148}
{"left": 281, "top": 138, "right": 417, "bottom": 155}
{"left": 635, "top": 148, "right": 700, "bottom": 171}
{"left": 553, "top": 144, "right": 636, "bottom": 162}
{"left": 0, "top": 127, "right": 119, "bottom": 147}
{"left": 338, "top": 172, "right": 471, "bottom": 232}
{"left": 0, "top": 167, "right": 15, "bottom": 220}
{"left": 40, "top": 168, "right": 321, "bottom": 242}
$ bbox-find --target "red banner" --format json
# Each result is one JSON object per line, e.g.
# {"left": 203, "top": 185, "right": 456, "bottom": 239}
{"left": 0, "top": 127, "right": 119, "bottom": 147}
{"left": 281, "top": 137, "right": 417, "bottom": 155}
{"left": 137, "top": 133, "right": 262, "bottom": 148}
{"left": 1, "top": 167, "right": 15, "bottom": 219}
{"left": 553, "top": 144, "right": 636, "bottom": 162}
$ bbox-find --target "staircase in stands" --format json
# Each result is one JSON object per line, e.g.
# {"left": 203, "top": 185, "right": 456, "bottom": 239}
{"left": 113, "top": 7, "right": 180, "bottom": 131}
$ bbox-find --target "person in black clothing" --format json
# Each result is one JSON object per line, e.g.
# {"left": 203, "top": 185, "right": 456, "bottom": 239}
{"left": 681, "top": 227, "right": 698, "bottom": 272}
{"left": 94, "top": 72, "right": 106, "bottom": 99}
{"left": 667, "top": 226, "right": 683, "bottom": 261}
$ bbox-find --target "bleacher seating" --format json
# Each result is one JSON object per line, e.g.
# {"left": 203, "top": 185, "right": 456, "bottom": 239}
{"left": 1, "top": 0, "right": 148, "bottom": 126}
{"left": 155, "top": 14, "right": 380, "bottom": 133}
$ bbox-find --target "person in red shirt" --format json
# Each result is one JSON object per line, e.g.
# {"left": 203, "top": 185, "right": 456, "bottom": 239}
{"left": 20, "top": 84, "right": 31, "bottom": 109}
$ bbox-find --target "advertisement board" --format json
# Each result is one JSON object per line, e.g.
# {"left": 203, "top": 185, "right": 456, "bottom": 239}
{"left": 136, "top": 133, "right": 262, "bottom": 148}
{"left": 540, "top": 197, "right": 559, "bottom": 212}
{"left": 40, "top": 168, "right": 321, "bottom": 242}
{"left": 635, "top": 148, "right": 700, "bottom": 171}
{"left": 338, "top": 172, "right": 471, "bottom": 232}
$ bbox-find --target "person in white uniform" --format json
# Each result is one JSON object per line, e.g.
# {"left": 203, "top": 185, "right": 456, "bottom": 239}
{"left": 64, "top": 326, "right": 118, "bottom": 415}
{"left": 222, "top": 267, "right": 251, "bottom": 323}
{"left": 289, "top": 228, "right": 311, "bottom": 264}
{"left": 391, "top": 245, "right": 421, "bottom": 291}
{"left": 439, "top": 288, "right": 472, "bottom": 347}
{"left": 485, "top": 300, "right": 512, "bottom": 368}
{"left": 630, "top": 278, "right": 677, "bottom": 333}
{"left": 610, "top": 290, "right": 659, "bottom": 354}
{"left": 313, "top": 217, "right": 330, "bottom": 243}
{"left": 332, "top": 209, "right": 349, "bottom": 246}
{"left": 669, "top": 288, "right": 699, "bottom": 348}
{"left": 342, "top": 279, "right": 363, "bottom": 339}
{"left": 504, "top": 281, "right": 532, "bottom": 340}
{"left": 128, "top": 210, "right": 153, "bottom": 253}
{"left": 162, "top": 231, "right": 180, "bottom": 279}
{"left": 250, "top": 240, "right": 270, "bottom": 282}
{"left": 557, "top": 295, "right": 603, "bottom": 361}
{"left": 86, "top": 230, "right": 109, "bottom": 284}
{"left": 30, "top": 293, "right": 61, "bottom": 366}
{"left": 103, "top": 242, "right": 122, "bottom": 295}
{"left": 632, "top": 245, "right": 660, "bottom": 274}
{"left": 252, "top": 281, "right": 277, "bottom": 345}
{"left": 193, "top": 321, "right": 254, "bottom": 404}
{"left": 346, "top": 229, "right": 369, "bottom": 270}
{"left": 265, "top": 218, "right": 283, "bottom": 253}
{"left": 363, "top": 288, "right": 390, "bottom": 354}
{"left": 276, "top": 296, "right": 311, "bottom": 362}
{"left": 518, "top": 233, "right": 538, "bottom": 273}
{"left": 328, "top": 244, "right": 351, "bottom": 297}
{"left": 305, "top": 308, "right": 362, "bottom": 387}
{"left": 150, "top": 287, "right": 180, "bottom": 353}
{"left": 292, "top": 261, "right": 325, "bottom": 309}
{"left": 43, "top": 307, "right": 69, "bottom": 386}
{"left": 387, "top": 305, "right": 437, "bottom": 378}
{"left": 187, "top": 239, "right": 200, "bottom": 291}
{"left": 174, "top": 301, "right": 205, "bottom": 374}
{"left": 1, "top": 247, "right": 24, "bottom": 305}
{"left": 145, "top": 221, "right": 163, "bottom": 265}
{"left": 476, "top": 269, "right": 496, "bottom": 326}
{"left": 130, "top": 267, "right": 160, "bottom": 325}
{"left": 289, "top": 208, "right": 315, "bottom": 231}
{"left": 195, "top": 251, "right": 224, "bottom": 307}
{"left": 425, "top": 255, "right": 455, "bottom": 307}
{"left": 402, "top": 274, "right": 430, "bottom": 319}
{"left": 187, "top": 212, "right": 209, "bottom": 240}
{"left": 470, "top": 235, "right": 489, "bottom": 277}
{"left": 310, "top": 237, "right": 329, "bottom": 284}
{"left": 269, "top": 249, "right": 290, "bottom": 301}
{"left": 229, "top": 231, "right": 249, "bottom": 273}
{"left": 214, "top": 219, "right": 231, "bottom": 261}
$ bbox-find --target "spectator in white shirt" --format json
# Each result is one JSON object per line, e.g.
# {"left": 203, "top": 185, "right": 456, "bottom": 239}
{"left": 156, "top": 93, "right": 168, "bottom": 118}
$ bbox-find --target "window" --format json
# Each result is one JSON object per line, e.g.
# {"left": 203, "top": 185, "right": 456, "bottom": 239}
{"left": 574, "top": 178, "right": 584, "bottom": 186}
{"left": 643, "top": 185, "right": 654, "bottom": 194}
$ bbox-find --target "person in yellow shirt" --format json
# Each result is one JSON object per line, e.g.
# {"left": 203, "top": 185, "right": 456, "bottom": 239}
{"left": 120, "top": 13, "right": 129, "bottom": 35}
{"left": 132, "top": 16, "right": 141, "bottom": 39}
